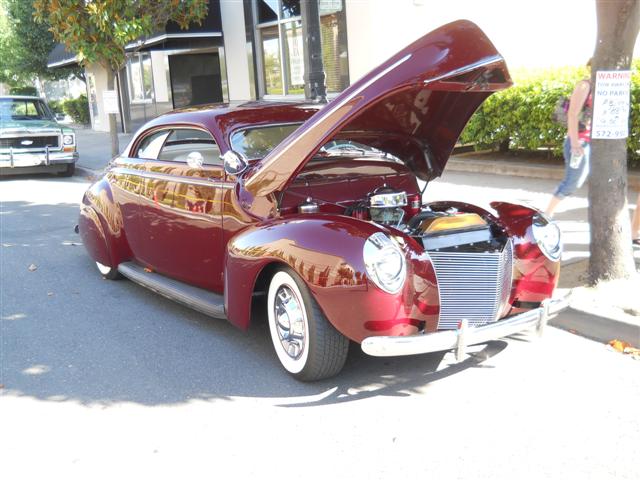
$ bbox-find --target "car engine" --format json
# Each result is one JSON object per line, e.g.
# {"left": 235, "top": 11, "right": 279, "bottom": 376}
{"left": 343, "top": 186, "right": 508, "bottom": 253}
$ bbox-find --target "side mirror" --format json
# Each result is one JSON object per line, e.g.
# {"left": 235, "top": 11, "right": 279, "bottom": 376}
{"left": 186, "top": 151, "right": 204, "bottom": 169}
{"left": 222, "top": 150, "right": 247, "bottom": 175}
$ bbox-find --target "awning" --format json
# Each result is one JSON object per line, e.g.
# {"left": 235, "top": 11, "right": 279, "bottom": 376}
{"left": 47, "top": 43, "right": 78, "bottom": 69}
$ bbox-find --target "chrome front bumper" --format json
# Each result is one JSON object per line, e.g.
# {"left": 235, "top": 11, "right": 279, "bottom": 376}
{"left": 361, "top": 296, "right": 570, "bottom": 360}
{"left": 0, "top": 149, "right": 78, "bottom": 168}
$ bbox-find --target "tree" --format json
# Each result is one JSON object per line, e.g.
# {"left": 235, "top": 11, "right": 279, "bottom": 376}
{"left": 588, "top": 0, "right": 640, "bottom": 284}
{"left": 34, "top": 0, "right": 209, "bottom": 156}
{"left": 0, "top": 0, "right": 81, "bottom": 93}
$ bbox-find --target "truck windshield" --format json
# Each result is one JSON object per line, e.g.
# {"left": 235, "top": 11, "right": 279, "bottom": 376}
{"left": 0, "top": 98, "right": 54, "bottom": 121}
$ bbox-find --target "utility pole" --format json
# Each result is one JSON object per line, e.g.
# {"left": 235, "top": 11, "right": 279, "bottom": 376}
{"left": 301, "top": 0, "right": 327, "bottom": 102}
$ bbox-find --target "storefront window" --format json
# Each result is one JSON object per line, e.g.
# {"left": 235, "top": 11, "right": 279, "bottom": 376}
{"left": 319, "top": 1, "right": 349, "bottom": 93}
{"left": 128, "top": 52, "right": 154, "bottom": 102}
{"left": 283, "top": 21, "right": 304, "bottom": 94}
{"left": 260, "top": 25, "right": 283, "bottom": 95}
{"left": 257, "top": 0, "right": 278, "bottom": 23}
{"left": 281, "top": 0, "right": 301, "bottom": 19}
{"left": 254, "top": 0, "right": 348, "bottom": 97}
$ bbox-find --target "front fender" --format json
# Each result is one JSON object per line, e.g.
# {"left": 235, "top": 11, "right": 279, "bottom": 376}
{"left": 490, "top": 202, "right": 561, "bottom": 306}
{"left": 224, "top": 214, "right": 439, "bottom": 341}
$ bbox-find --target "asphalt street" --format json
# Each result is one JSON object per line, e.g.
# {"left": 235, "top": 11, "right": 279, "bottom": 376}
{"left": 1, "top": 172, "right": 639, "bottom": 480}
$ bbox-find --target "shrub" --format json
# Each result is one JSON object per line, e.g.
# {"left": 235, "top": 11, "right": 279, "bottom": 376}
{"left": 47, "top": 99, "right": 64, "bottom": 115}
{"left": 9, "top": 85, "right": 39, "bottom": 96}
{"left": 62, "top": 94, "right": 90, "bottom": 125}
{"left": 460, "top": 62, "right": 640, "bottom": 166}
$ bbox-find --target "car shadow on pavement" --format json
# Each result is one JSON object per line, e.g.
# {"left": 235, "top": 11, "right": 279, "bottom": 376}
{"left": 2, "top": 198, "right": 514, "bottom": 408}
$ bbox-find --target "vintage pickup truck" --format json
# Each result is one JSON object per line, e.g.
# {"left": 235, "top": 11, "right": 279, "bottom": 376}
{"left": 0, "top": 95, "right": 78, "bottom": 176}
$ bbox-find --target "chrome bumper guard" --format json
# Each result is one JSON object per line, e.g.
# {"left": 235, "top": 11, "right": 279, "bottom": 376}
{"left": 0, "top": 147, "right": 78, "bottom": 168}
{"left": 361, "top": 296, "right": 570, "bottom": 360}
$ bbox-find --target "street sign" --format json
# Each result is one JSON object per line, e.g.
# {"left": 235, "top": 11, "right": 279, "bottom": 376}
{"left": 591, "top": 70, "right": 631, "bottom": 139}
{"left": 102, "top": 90, "right": 120, "bottom": 115}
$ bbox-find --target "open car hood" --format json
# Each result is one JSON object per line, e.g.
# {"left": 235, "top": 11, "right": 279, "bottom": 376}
{"left": 244, "top": 20, "right": 512, "bottom": 197}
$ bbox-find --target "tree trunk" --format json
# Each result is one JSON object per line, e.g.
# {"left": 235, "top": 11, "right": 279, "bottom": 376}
{"left": 106, "top": 68, "right": 120, "bottom": 158}
{"left": 588, "top": 0, "right": 640, "bottom": 283}
{"left": 36, "top": 76, "right": 47, "bottom": 101}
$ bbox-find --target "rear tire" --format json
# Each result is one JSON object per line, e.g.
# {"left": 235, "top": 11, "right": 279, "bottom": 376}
{"left": 96, "top": 261, "right": 121, "bottom": 280}
{"left": 267, "top": 268, "right": 349, "bottom": 381}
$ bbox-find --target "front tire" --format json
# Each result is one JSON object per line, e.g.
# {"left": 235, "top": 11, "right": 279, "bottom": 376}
{"left": 267, "top": 268, "right": 349, "bottom": 381}
{"left": 59, "top": 163, "right": 75, "bottom": 177}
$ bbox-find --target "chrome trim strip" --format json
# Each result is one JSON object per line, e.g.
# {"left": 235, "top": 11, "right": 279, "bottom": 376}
{"left": 110, "top": 166, "right": 234, "bottom": 189}
{"left": 424, "top": 55, "right": 506, "bottom": 85}
{"left": 361, "top": 296, "right": 570, "bottom": 358}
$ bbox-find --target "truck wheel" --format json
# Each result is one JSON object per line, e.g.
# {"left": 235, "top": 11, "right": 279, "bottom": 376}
{"left": 96, "top": 261, "right": 121, "bottom": 280}
{"left": 267, "top": 268, "right": 349, "bottom": 381}
{"left": 59, "top": 163, "right": 75, "bottom": 177}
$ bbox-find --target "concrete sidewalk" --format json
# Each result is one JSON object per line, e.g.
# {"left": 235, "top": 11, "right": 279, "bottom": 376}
{"left": 73, "top": 126, "right": 134, "bottom": 175}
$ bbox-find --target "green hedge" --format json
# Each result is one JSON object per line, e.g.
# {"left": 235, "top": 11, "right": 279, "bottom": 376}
{"left": 62, "top": 94, "right": 90, "bottom": 125}
{"left": 9, "top": 85, "right": 38, "bottom": 96}
{"left": 47, "top": 99, "right": 64, "bottom": 115}
{"left": 460, "top": 61, "right": 640, "bottom": 166}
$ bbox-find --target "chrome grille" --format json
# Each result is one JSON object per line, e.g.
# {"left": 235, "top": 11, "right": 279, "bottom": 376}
{"left": 429, "top": 240, "right": 513, "bottom": 330}
{"left": 0, "top": 135, "right": 59, "bottom": 149}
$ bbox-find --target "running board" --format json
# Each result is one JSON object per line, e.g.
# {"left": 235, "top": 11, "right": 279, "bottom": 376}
{"left": 117, "top": 262, "right": 226, "bottom": 319}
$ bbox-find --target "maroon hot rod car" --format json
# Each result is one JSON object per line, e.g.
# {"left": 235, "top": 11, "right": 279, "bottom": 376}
{"left": 78, "top": 20, "right": 567, "bottom": 381}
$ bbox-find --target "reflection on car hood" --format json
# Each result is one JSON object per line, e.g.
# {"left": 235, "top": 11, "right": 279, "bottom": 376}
{"left": 244, "top": 20, "right": 512, "bottom": 197}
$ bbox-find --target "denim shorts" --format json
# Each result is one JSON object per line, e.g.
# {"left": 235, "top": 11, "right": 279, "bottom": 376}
{"left": 554, "top": 137, "right": 590, "bottom": 198}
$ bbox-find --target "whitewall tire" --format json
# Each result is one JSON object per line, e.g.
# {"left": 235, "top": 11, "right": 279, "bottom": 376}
{"left": 267, "top": 268, "right": 349, "bottom": 381}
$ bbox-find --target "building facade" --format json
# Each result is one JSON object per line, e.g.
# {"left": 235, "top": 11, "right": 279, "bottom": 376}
{"left": 48, "top": 0, "right": 640, "bottom": 134}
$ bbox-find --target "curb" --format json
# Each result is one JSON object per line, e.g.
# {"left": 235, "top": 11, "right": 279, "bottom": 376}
{"left": 74, "top": 164, "right": 100, "bottom": 181}
{"left": 550, "top": 308, "right": 640, "bottom": 348}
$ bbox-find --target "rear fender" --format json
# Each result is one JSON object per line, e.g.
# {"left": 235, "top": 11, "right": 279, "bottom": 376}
{"left": 78, "top": 178, "right": 132, "bottom": 268}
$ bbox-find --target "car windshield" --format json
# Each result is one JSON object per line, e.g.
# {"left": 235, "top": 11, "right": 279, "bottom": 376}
{"left": 231, "top": 124, "right": 402, "bottom": 163}
{"left": 0, "top": 98, "right": 54, "bottom": 121}
{"left": 230, "top": 123, "right": 301, "bottom": 160}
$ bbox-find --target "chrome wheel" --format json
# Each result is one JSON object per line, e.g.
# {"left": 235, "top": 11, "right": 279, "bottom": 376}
{"left": 274, "top": 285, "right": 306, "bottom": 360}
{"left": 266, "top": 268, "right": 349, "bottom": 381}
{"left": 267, "top": 271, "right": 310, "bottom": 375}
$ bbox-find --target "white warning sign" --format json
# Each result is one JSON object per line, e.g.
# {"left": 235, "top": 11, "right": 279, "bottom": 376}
{"left": 591, "top": 70, "right": 631, "bottom": 139}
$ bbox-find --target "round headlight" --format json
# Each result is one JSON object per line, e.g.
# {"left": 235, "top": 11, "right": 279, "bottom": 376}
{"left": 532, "top": 214, "right": 562, "bottom": 261}
{"left": 363, "top": 232, "right": 407, "bottom": 294}
{"left": 63, "top": 134, "right": 75, "bottom": 146}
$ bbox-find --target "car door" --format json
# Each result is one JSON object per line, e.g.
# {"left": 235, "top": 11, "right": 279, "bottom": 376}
{"left": 133, "top": 127, "right": 227, "bottom": 292}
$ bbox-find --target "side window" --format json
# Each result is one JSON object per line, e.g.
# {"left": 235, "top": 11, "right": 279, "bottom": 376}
{"left": 136, "top": 130, "right": 171, "bottom": 159}
{"left": 157, "top": 128, "right": 221, "bottom": 166}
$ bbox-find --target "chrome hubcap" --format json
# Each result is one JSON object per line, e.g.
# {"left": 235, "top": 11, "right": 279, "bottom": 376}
{"left": 274, "top": 286, "right": 306, "bottom": 360}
